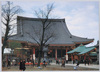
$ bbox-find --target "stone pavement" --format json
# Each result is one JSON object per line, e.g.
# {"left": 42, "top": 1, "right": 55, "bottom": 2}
{"left": 2, "top": 63, "right": 99, "bottom": 71}
{"left": 51, "top": 63, "right": 99, "bottom": 69}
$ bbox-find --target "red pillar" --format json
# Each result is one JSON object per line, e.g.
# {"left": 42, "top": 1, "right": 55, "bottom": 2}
{"left": 55, "top": 48, "right": 57, "bottom": 60}
{"left": 71, "top": 55, "right": 73, "bottom": 61}
{"left": 33, "top": 48, "right": 35, "bottom": 60}
{"left": 84, "top": 55, "right": 86, "bottom": 60}
{"left": 66, "top": 48, "right": 68, "bottom": 60}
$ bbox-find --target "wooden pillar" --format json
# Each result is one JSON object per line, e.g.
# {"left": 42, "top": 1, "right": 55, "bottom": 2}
{"left": 66, "top": 48, "right": 68, "bottom": 60}
{"left": 71, "top": 54, "right": 73, "bottom": 61}
{"left": 55, "top": 48, "right": 57, "bottom": 60}
{"left": 33, "top": 48, "right": 35, "bottom": 60}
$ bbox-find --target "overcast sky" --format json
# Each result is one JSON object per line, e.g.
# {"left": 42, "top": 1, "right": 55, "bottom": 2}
{"left": 1, "top": 0, "right": 99, "bottom": 46}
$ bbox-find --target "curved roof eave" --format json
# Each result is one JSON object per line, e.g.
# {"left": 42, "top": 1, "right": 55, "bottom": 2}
{"left": 71, "top": 35, "right": 94, "bottom": 44}
{"left": 61, "top": 20, "right": 94, "bottom": 45}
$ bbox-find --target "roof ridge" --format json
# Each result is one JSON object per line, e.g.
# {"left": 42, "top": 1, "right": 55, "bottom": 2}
{"left": 17, "top": 16, "right": 65, "bottom": 21}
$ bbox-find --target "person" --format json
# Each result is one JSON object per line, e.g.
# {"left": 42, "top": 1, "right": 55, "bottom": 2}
{"left": 19, "top": 60, "right": 23, "bottom": 71}
{"left": 56, "top": 59, "right": 59, "bottom": 64}
{"left": 33, "top": 59, "right": 35, "bottom": 67}
{"left": 87, "top": 59, "right": 89, "bottom": 65}
{"left": 75, "top": 59, "right": 78, "bottom": 64}
{"left": 48, "top": 59, "right": 50, "bottom": 65}
{"left": 76, "top": 60, "right": 80, "bottom": 66}
{"left": 43, "top": 60, "right": 46, "bottom": 67}
{"left": 84, "top": 59, "right": 87, "bottom": 66}
{"left": 59, "top": 59, "right": 61, "bottom": 64}
{"left": 22, "top": 60, "right": 26, "bottom": 71}
{"left": 63, "top": 60, "right": 65, "bottom": 67}
{"left": 73, "top": 60, "right": 75, "bottom": 64}
{"left": 7, "top": 59, "right": 11, "bottom": 69}
{"left": 90, "top": 59, "right": 92, "bottom": 64}
{"left": 61, "top": 59, "right": 65, "bottom": 67}
{"left": 56, "top": 60, "right": 58, "bottom": 64}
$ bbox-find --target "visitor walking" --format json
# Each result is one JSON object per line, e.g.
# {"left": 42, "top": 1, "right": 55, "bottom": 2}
{"left": 73, "top": 60, "right": 75, "bottom": 64}
{"left": 7, "top": 59, "right": 11, "bottom": 69}
{"left": 56, "top": 59, "right": 60, "bottom": 64}
{"left": 59, "top": 59, "right": 61, "bottom": 64}
{"left": 61, "top": 59, "right": 65, "bottom": 67}
{"left": 48, "top": 59, "right": 51, "bottom": 65}
{"left": 87, "top": 59, "right": 89, "bottom": 65}
{"left": 56, "top": 59, "right": 58, "bottom": 64}
{"left": 84, "top": 59, "right": 87, "bottom": 66}
{"left": 75, "top": 59, "right": 78, "bottom": 64}
{"left": 33, "top": 59, "right": 35, "bottom": 67}
{"left": 76, "top": 60, "right": 80, "bottom": 66}
{"left": 19, "top": 60, "right": 23, "bottom": 71}
{"left": 43, "top": 60, "right": 46, "bottom": 67}
{"left": 22, "top": 60, "right": 26, "bottom": 71}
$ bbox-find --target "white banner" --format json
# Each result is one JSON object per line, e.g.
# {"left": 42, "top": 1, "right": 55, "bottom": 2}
{"left": 66, "top": 55, "right": 68, "bottom": 60}
{"left": 33, "top": 54, "right": 35, "bottom": 60}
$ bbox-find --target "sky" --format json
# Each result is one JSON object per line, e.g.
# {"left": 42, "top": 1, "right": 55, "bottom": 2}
{"left": 1, "top": 0, "right": 99, "bottom": 47}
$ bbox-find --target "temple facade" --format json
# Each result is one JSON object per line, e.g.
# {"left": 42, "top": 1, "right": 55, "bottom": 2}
{"left": 8, "top": 16, "right": 94, "bottom": 61}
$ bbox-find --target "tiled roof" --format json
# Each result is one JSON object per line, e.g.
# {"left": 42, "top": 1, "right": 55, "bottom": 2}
{"left": 9, "top": 16, "right": 94, "bottom": 45}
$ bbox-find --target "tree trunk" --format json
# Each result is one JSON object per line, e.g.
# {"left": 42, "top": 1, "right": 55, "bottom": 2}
{"left": 2, "top": 37, "right": 8, "bottom": 67}
{"left": 38, "top": 46, "right": 43, "bottom": 66}
{"left": 2, "top": 21, "right": 10, "bottom": 66}
{"left": 38, "top": 50, "right": 41, "bottom": 66}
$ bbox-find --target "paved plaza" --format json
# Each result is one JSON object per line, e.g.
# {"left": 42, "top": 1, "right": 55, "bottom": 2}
{"left": 2, "top": 63, "right": 99, "bottom": 71}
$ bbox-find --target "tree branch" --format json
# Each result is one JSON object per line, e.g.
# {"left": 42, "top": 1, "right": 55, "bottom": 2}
{"left": 26, "top": 32, "right": 40, "bottom": 46}
{"left": 43, "top": 34, "right": 53, "bottom": 44}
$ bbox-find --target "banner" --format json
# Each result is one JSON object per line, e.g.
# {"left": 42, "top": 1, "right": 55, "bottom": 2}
{"left": 66, "top": 55, "right": 68, "bottom": 60}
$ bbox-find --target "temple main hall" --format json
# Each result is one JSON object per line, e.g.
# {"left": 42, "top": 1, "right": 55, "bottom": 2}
{"left": 8, "top": 16, "right": 94, "bottom": 62}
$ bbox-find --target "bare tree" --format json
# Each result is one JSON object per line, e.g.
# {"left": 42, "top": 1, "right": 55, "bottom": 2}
{"left": 26, "top": 3, "right": 57, "bottom": 66}
{"left": 2, "top": 1, "right": 22, "bottom": 66}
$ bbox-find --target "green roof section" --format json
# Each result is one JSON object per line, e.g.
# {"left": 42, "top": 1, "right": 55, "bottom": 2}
{"left": 78, "top": 47, "right": 95, "bottom": 55}
{"left": 67, "top": 44, "right": 96, "bottom": 55}
{"left": 67, "top": 45, "right": 86, "bottom": 54}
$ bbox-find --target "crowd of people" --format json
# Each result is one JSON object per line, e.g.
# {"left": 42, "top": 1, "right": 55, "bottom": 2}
{"left": 56, "top": 58, "right": 91, "bottom": 68}
{"left": 7, "top": 58, "right": 92, "bottom": 71}
{"left": 56, "top": 59, "right": 66, "bottom": 67}
{"left": 84, "top": 59, "right": 90, "bottom": 66}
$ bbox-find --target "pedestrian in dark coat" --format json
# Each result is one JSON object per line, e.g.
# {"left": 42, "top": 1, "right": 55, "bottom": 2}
{"left": 76, "top": 60, "right": 80, "bottom": 66}
{"left": 19, "top": 60, "right": 23, "bottom": 71}
{"left": 22, "top": 60, "right": 26, "bottom": 71}
{"left": 43, "top": 60, "right": 46, "bottom": 67}
{"left": 7, "top": 59, "right": 11, "bottom": 69}
{"left": 84, "top": 59, "right": 87, "bottom": 66}
{"left": 87, "top": 59, "right": 89, "bottom": 65}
